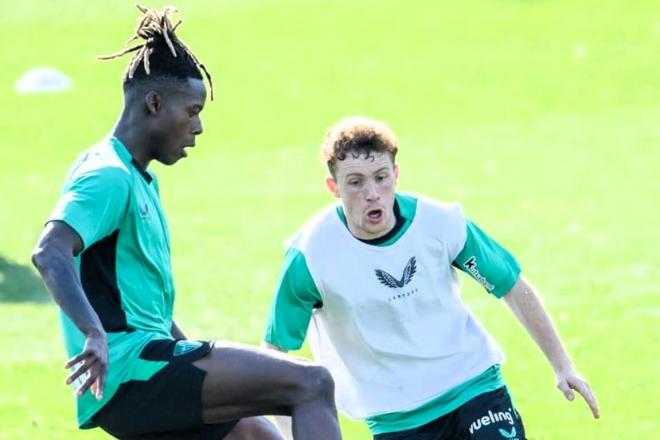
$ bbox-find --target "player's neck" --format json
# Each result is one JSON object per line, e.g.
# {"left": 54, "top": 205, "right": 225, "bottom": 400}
{"left": 113, "top": 115, "right": 153, "bottom": 170}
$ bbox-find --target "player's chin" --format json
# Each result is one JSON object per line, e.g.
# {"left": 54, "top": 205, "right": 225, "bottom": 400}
{"left": 362, "top": 221, "right": 387, "bottom": 236}
{"left": 158, "top": 153, "right": 183, "bottom": 166}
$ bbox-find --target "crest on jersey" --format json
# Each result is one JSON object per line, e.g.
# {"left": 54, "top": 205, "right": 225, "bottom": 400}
{"left": 375, "top": 257, "right": 417, "bottom": 289}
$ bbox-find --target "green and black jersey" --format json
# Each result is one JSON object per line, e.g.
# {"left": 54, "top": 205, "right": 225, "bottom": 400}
{"left": 49, "top": 136, "right": 176, "bottom": 428}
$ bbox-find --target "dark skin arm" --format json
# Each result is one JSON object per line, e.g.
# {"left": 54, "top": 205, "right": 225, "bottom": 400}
{"left": 31, "top": 221, "right": 107, "bottom": 400}
{"left": 171, "top": 321, "right": 186, "bottom": 339}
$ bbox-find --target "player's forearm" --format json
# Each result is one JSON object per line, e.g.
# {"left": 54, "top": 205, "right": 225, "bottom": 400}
{"left": 32, "top": 245, "right": 105, "bottom": 338}
{"left": 503, "top": 276, "right": 574, "bottom": 373}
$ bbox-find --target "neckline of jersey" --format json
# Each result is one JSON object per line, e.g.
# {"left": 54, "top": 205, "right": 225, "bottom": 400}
{"left": 109, "top": 136, "right": 153, "bottom": 183}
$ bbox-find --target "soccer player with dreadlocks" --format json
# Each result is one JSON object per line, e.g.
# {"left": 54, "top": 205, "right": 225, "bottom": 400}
{"left": 31, "top": 6, "right": 341, "bottom": 440}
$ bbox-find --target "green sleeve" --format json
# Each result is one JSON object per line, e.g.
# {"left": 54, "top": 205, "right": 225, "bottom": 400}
{"left": 48, "top": 167, "right": 130, "bottom": 250}
{"left": 453, "top": 220, "right": 521, "bottom": 298}
{"left": 264, "top": 247, "right": 322, "bottom": 350}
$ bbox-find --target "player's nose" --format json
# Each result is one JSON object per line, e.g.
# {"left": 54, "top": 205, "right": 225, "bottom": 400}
{"left": 365, "top": 181, "right": 379, "bottom": 200}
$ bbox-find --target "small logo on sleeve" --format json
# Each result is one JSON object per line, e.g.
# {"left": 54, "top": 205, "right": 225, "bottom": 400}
{"left": 138, "top": 203, "right": 149, "bottom": 217}
{"left": 463, "top": 256, "right": 495, "bottom": 291}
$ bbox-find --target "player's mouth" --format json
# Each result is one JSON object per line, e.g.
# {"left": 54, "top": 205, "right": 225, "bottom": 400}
{"left": 181, "top": 143, "right": 195, "bottom": 158}
{"left": 366, "top": 208, "right": 384, "bottom": 223}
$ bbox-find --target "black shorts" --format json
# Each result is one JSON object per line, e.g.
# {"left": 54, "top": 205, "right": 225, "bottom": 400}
{"left": 92, "top": 339, "right": 239, "bottom": 440}
{"left": 374, "top": 387, "right": 527, "bottom": 440}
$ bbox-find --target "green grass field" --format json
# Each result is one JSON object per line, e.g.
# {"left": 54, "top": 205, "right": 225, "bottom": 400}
{"left": 1, "top": 0, "right": 658, "bottom": 438}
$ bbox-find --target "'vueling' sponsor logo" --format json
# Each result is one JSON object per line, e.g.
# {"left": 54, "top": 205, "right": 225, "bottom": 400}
{"left": 469, "top": 408, "right": 516, "bottom": 438}
{"left": 468, "top": 409, "right": 516, "bottom": 437}
{"left": 463, "top": 256, "right": 495, "bottom": 292}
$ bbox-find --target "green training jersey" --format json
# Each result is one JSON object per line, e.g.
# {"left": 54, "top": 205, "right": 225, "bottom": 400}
{"left": 49, "top": 136, "right": 176, "bottom": 428}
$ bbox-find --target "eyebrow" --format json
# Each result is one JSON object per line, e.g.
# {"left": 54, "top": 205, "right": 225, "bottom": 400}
{"left": 344, "top": 167, "right": 390, "bottom": 178}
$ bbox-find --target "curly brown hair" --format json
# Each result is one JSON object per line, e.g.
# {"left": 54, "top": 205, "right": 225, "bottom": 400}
{"left": 321, "top": 116, "right": 399, "bottom": 177}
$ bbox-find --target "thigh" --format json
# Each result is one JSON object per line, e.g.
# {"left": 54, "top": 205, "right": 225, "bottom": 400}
{"left": 93, "top": 339, "right": 239, "bottom": 439}
{"left": 456, "top": 388, "right": 526, "bottom": 440}
{"left": 193, "top": 341, "right": 327, "bottom": 422}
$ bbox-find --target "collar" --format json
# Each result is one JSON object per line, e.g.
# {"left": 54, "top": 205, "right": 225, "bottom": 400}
{"left": 110, "top": 136, "right": 153, "bottom": 183}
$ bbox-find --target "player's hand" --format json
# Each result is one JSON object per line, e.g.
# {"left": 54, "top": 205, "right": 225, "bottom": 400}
{"left": 64, "top": 329, "right": 108, "bottom": 401}
{"left": 555, "top": 367, "right": 600, "bottom": 419}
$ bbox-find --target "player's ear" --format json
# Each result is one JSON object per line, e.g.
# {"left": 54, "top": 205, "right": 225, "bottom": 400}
{"left": 394, "top": 164, "right": 400, "bottom": 181}
{"left": 145, "top": 91, "right": 162, "bottom": 115}
{"left": 325, "top": 175, "right": 340, "bottom": 198}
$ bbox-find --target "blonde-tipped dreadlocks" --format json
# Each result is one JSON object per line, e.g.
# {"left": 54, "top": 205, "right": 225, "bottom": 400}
{"left": 99, "top": 5, "right": 214, "bottom": 100}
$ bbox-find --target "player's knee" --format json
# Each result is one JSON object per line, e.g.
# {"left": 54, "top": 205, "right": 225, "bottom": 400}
{"left": 309, "top": 364, "right": 335, "bottom": 395}
{"left": 298, "top": 364, "right": 335, "bottom": 402}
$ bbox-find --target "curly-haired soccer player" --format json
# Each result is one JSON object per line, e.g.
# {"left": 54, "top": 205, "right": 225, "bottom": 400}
{"left": 264, "top": 116, "right": 599, "bottom": 440}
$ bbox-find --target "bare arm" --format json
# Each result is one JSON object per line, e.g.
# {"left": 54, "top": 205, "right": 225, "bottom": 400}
{"left": 503, "top": 276, "right": 599, "bottom": 418}
{"left": 171, "top": 321, "right": 186, "bottom": 339}
{"left": 31, "top": 221, "right": 107, "bottom": 400}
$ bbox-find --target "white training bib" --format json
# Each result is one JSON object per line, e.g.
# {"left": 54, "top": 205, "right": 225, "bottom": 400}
{"left": 289, "top": 196, "right": 504, "bottom": 418}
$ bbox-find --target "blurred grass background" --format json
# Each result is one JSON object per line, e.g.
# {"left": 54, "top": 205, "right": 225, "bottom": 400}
{"left": 0, "top": 0, "right": 658, "bottom": 438}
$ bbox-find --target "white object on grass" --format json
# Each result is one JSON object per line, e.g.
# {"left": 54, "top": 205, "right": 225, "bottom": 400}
{"left": 15, "top": 66, "right": 73, "bottom": 94}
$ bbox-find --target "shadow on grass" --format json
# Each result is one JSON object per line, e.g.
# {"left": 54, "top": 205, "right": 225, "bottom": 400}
{"left": 0, "top": 255, "right": 50, "bottom": 303}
